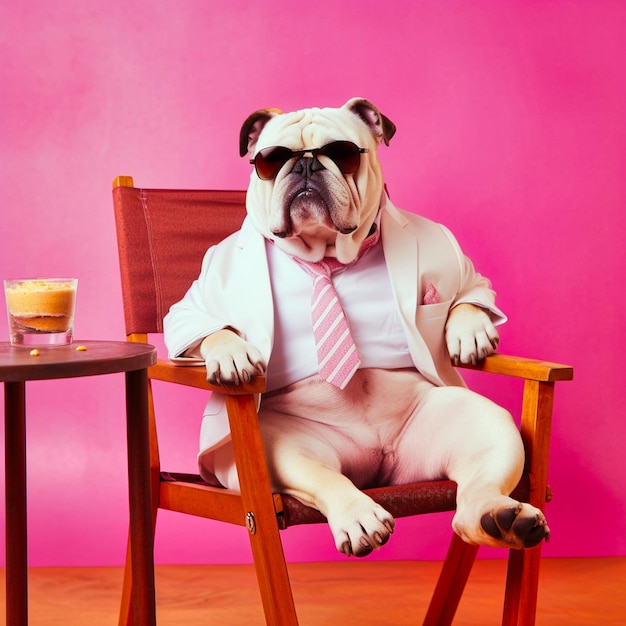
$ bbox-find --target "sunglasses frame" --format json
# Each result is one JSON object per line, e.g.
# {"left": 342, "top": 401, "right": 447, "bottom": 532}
{"left": 250, "top": 140, "right": 369, "bottom": 181}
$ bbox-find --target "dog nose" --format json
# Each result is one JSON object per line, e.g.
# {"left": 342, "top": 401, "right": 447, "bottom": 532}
{"left": 293, "top": 156, "right": 324, "bottom": 176}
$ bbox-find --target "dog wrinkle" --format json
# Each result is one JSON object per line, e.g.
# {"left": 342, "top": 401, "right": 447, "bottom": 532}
{"left": 269, "top": 195, "right": 293, "bottom": 238}
{"left": 368, "top": 445, "right": 397, "bottom": 488}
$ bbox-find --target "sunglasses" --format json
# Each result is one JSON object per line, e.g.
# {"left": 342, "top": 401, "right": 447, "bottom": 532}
{"left": 250, "top": 140, "right": 369, "bottom": 181}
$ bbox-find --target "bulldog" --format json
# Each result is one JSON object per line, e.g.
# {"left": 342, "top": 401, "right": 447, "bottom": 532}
{"left": 164, "top": 98, "right": 550, "bottom": 556}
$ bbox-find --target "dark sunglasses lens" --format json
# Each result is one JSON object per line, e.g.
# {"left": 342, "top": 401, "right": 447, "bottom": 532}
{"left": 255, "top": 146, "right": 293, "bottom": 180}
{"left": 319, "top": 141, "right": 361, "bottom": 174}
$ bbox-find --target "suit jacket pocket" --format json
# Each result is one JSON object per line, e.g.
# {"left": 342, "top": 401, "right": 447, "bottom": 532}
{"left": 414, "top": 298, "right": 453, "bottom": 362}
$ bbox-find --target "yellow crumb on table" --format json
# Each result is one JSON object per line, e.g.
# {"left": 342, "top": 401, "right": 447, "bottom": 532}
{"left": 75, "top": 345, "right": 87, "bottom": 351}
{"left": 29, "top": 349, "right": 39, "bottom": 356}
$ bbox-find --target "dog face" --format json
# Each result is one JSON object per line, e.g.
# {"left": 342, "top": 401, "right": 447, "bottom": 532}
{"left": 240, "top": 98, "right": 396, "bottom": 263}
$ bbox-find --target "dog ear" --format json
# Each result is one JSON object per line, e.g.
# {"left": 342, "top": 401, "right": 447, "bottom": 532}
{"left": 345, "top": 98, "right": 396, "bottom": 146}
{"left": 239, "top": 108, "right": 282, "bottom": 157}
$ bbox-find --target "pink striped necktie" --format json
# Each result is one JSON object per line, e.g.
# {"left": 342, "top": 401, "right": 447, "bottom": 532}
{"left": 295, "top": 223, "right": 381, "bottom": 389}
{"left": 309, "top": 260, "right": 361, "bottom": 389}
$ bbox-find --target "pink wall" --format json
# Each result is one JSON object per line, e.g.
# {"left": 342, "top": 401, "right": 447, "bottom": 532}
{"left": 1, "top": 0, "right": 624, "bottom": 566}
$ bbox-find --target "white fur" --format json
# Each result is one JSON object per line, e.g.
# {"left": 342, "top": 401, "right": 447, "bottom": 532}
{"left": 196, "top": 99, "right": 549, "bottom": 555}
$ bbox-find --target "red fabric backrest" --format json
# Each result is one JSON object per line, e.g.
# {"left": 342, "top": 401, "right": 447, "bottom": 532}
{"left": 112, "top": 185, "right": 247, "bottom": 335}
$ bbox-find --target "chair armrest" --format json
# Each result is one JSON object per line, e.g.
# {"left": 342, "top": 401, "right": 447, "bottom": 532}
{"left": 457, "top": 353, "right": 573, "bottom": 382}
{"left": 150, "top": 354, "right": 573, "bottom": 393}
{"left": 149, "top": 358, "right": 266, "bottom": 394}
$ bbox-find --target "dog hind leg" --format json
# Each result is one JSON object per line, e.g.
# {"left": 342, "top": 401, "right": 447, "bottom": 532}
{"left": 213, "top": 414, "right": 395, "bottom": 557}
{"left": 260, "top": 410, "right": 396, "bottom": 557}
{"left": 393, "top": 385, "right": 549, "bottom": 549}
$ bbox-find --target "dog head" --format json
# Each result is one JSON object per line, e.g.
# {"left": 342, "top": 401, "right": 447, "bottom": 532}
{"left": 240, "top": 98, "right": 396, "bottom": 263}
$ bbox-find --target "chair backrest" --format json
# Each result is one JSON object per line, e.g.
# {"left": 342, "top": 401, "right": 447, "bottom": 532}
{"left": 112, "top": 179, "right": 247, "bottom": 335}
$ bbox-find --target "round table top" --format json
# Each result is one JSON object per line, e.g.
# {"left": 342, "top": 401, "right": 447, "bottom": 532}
{"left": 0, "top": 340, "right": 157, "bottom": 382}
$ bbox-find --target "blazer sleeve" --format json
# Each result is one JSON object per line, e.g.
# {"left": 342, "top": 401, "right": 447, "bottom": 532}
{"left": 163, "top": 244, "right": 232, "bottom": 361}
{"left": 439, "top": 224, "right": 507, "bottom": 326}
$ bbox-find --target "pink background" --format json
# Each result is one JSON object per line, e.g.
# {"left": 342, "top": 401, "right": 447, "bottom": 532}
{"left": 1, "top": 1, "right": 624, "bottom": 567}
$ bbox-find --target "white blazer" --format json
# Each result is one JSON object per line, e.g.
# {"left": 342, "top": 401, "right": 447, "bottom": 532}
{"left": 164, "top": 195, "right": 506, "bottom": 459}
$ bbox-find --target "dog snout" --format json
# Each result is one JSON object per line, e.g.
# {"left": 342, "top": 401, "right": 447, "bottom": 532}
{"left": 292, "top": 156, "right": 324, "bottom": 177}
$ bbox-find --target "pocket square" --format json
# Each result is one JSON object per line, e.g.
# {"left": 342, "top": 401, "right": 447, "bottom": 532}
{"left": 423, "top": 282, "right": 441, "bottom": 305}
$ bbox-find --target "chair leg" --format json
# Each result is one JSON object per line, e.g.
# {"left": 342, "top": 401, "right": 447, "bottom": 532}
{"left": 247, "top": 515, "right": 300, "bottom": 625}
{"left": 225, "top": 395, "right": 299, "bottom": 624}
{"left": 501, "top": 545, "right": 542, "bottom": 626}
{"left": 423, "top": 533, "right": 479, "bottom": 626}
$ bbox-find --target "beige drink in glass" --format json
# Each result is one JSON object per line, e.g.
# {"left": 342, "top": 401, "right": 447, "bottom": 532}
{"left": 4, "top": 278, "right": 78, "bottom": 346}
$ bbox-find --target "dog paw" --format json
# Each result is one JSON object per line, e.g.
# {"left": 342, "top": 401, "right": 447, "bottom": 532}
{"left": 201, "top": 329, "right": 266, "bottom": 386}
{"left": 327, "top": 495, "right": 395, "bottom": 557}
{"left": 480, "top": 503, "right": 550, "bottom": 548}
{"left": 454, "top": 499, "right": 550, "bottom": 549}
{"left": 445, "top": 303, "right": 499, "bottom": 365}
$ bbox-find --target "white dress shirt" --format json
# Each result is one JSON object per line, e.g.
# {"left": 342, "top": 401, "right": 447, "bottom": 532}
{"left": 265, "top": 238, "right": 414, "bottom": 391}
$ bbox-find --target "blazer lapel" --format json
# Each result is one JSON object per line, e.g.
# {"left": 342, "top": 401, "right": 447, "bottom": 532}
{"left": 381, "top": 200, "right": 443, "bottom": 385}
{"left": 381, "top": 202, "right": 418, "bottom": 326}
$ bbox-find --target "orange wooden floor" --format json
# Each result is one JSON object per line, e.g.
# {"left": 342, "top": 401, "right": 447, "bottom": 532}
{"left": 1, "top": 558, "right": 623, "bottom": 625}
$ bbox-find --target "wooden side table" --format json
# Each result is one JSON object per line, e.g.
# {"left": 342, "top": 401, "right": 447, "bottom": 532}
{"left": 0, "top": 340, "right": 157, "bottom": 625}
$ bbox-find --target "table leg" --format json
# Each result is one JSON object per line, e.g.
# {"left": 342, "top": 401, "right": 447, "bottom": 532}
{"left": 124, "top": 369, "right": 157, "bottom": 625}
{"left": 4, "top": 381, "right": 28, "bottom": 626}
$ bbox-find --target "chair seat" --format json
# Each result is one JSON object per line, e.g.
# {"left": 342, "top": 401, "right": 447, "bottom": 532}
{"left": 277, "top": 481, "right": 459, "bottom": 528}
{"left": 160, "top": 471, "right": 532, "bottom": 530}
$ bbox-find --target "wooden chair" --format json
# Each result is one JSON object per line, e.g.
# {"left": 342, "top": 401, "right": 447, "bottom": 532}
{"left": 112, "top": 175, "right": 573, "bottom": 625}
